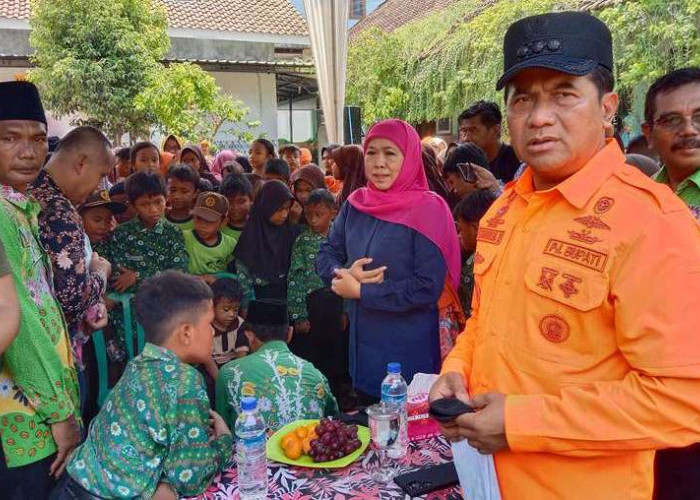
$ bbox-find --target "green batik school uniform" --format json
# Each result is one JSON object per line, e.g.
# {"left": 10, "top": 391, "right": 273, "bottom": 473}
{"left": 183, "top": 229, "right": 236, "bottom": 275}
{"left": 105, "top": 218, "right": 188, "bottom": 351}
{"left": 215, "top": 340, "right": 338, "bottom": 431}
{"left": 67, "top": 343, "right": 232, "bottom": 498}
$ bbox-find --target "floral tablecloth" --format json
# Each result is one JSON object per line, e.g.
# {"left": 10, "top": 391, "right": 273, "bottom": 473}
{"left": 194, "top": 436, "right": 462, "bottom": 499}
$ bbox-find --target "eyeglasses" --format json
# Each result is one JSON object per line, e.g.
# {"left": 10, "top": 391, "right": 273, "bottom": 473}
{"left": 652, "top": 112, "right": 700, "bottom": 132}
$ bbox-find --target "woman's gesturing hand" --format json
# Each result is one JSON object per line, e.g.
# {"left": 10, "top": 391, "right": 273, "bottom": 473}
{"left": 332, "top": 268, "right": 362, "bottom": 299}
{"left": 348, "top": 257, "right": 387, "bottom": 284}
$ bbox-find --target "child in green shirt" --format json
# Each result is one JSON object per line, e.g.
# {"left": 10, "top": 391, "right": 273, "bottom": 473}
{"left": 56, "top": 271, "right": 232, "bottom": 499}
{"left": 165, "top": 163, "right": 200, "bottom": 231}
{"left": 183, "top": 192, "right": 237, "bottom": 283}
{"left": 219, "top": 173, "right": 253, "bottom": 243}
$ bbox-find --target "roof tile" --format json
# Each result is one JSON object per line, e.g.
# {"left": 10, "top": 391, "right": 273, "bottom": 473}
{"left": 0, "top": 0, "right": 308, "bottom": 37}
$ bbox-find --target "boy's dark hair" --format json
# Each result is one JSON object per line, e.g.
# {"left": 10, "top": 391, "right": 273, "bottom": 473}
{"left": 253, "top": 138, "right": 276, "bottom": 157}
{"left": 442, "top": 143, "right": 490, "bottom": 178}
{"left": 453, "top": 188, "right": 498, "bottom": 223}
{"left": 130, "top": 141, "right": 159, "bottom": 165}
{"left": 109, "top": 181, "right": 125, "bottom": 197}
{"left": 210, "top": 277, "right": 244, "bottom": 305}
{"left": 644, "top": 67, "right": 700, "bottom": 124}
{"left": 235, "top": 155, "right": 253, "bottom": 173}
{"left": 220, "top": 173, "right": 253, "bottom": 198}
{"left": 279, "top": 143, "right": 301, "bottom": 155}
{"left": 264, "top": 158, "right": 290, "bottom": 181}
{"left": 125, "top": 170, "right": 166, "bottom": 203}
{"left": 198, "top": 178, "right": 214, "bottom": 193}
{"left": 306, "top": 188, "right": 336, "bottom": 209}
{"left": 166, "top": 163, "right": 200, "bottom": 187}
{"left": 458, "top": 100, "right": 502, "bottom": 128}
{"left": 134, "top": 271, "right": 213, "bottom": 346}
{"left": 245, "top": 323, "right": 288, "bottom": 343}
{"left": 115, "top": 146, "right": 131, "bottom": 162}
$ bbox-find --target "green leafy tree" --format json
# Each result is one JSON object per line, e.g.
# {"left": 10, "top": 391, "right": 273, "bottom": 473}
{"left": 135, "top": 63, "right": 258, "bottom": 144}
{"left": 29, "top": 0, "right": 170, "bottom": 141}
{"left": 346, "top": 0, "right": 700, "bottom": 127}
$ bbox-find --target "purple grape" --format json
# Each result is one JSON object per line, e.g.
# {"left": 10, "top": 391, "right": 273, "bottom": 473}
{"left": 350, "top": 439, "right": 362, "bottom": 449}
{"left": 344, "top": 444, "right": 355, "bottom": 455}
{"left": 321, "top": 433, "right": 333, "bottom": 445}
{"left": 333, "top": 451, "right": 344, "bottom": 460}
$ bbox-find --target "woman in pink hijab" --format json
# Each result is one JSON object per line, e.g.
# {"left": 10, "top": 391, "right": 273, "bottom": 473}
{"left": 210, "top": 149, "right": 239, "bottom": 181}
{"left": 316, "top": 119, "right": 460, "bottom": 400}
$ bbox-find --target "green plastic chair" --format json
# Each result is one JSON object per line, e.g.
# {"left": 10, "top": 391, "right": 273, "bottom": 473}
{"left": 93, "top": 292, "right": 144, "bottom": 407}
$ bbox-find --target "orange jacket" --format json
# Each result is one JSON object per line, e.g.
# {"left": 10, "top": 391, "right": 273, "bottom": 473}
{"left": 442, "top": 141, "right": 700, "bottom": 500}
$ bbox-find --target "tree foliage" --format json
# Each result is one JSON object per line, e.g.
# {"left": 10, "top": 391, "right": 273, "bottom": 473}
{"left": 29, "top": 0, "right": 257, "bottom": 144}
{"left": 346, "top": 0, "right": 700, "bottom": 127}
{"left": 135, "top": 63, "right": 258, "bottom": 144}
{"left": 29, "top": 0, "right": 169, "bottom": 140}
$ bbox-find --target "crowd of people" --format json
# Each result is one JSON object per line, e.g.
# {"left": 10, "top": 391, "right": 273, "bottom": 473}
{"left": 0, "top": 9, "right": 699, "bottom": 500}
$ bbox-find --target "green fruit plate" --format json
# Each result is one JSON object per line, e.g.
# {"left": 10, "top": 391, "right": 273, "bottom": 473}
{"left": 266, "top": 419, "right": 370, "bottom": 469}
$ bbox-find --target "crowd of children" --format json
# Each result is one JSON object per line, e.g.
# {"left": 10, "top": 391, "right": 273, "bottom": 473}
{"left": 41, "top": 129, "right": 498, "bottom": 498}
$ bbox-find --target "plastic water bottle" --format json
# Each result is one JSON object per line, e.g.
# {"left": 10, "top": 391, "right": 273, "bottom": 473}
{"left": 235, "top": 396, "right": 268, "bottom": 499}
{"left": 380, "top": 362, "right": 408, "bottom": 459}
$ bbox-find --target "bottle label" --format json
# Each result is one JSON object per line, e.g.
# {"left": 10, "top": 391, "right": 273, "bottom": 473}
{"left": 239, "top": 433, "right": 266, "bottom": 448}
{"left": 381, "top": 393, "right": 407, "bottom": 405}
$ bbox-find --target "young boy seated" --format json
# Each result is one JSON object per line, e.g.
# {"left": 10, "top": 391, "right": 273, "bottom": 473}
{"left": 279, "top": 143, "right": 301, "bottom": 174}
{"left": 183, "top": 192, "right": 237, "bottom": 283}
{"left": 219, "top": 173, "right": 253, "bottom": 242}
{"left": 263, "top": 158, "right": 291, "bottom": 184}
{"left": 57, "top": 271, "right": 232, "bottom": 499}
{"left": 453, "top": 188, "right": 498, "bottom": 316}
{"left": 215, "top": 299, "right": 338, "bottom": 431}
{"left": 287, "top": 189, "right": 347, "bottom": 397}
{"left": 165, "top": 163, "right": 200, "bottom": 231}
{"left": 201, "top": 278, "right": 249, "bottom": 392}
{"left": 130, "top": 141, "right": 161, "bottom": 174}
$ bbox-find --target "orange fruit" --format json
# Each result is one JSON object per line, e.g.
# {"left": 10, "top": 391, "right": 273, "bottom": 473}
{"left": 284, "top": 439, "right": 303, "bottom": 460}
{"left": 281, "top": 433, "right": 296, "bottom": 450}
{"left": 302, "top": 437, "right": 312, "bottom": 454}
{"left": 295, "top": 426, "right": 309, "bottom": 439}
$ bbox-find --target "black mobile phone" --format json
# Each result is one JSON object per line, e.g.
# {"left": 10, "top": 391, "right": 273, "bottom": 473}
{"left": 394, "top": 462, "right": 459, "bottom": 497}
{"left": 429, "top": 397, "right": 474, "bottom": 423}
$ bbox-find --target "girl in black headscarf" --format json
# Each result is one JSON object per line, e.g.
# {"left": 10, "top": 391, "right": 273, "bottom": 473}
{"left": 181, "top": 144, "right": 219, "bottom": 187}
{"left": 234, "top": 180, "right": 302, "bottom": 303}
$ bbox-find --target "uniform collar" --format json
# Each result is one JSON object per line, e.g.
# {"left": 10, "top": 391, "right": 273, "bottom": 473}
{"left": 256, "top": 340, "right": 289, "bottom": 355}
{"left": 0, "top": 182, "right": 39, "bottom": 214}
{"left": 135, "top": 217, "right": 165, "bottom": 234}
{"left": 141, "top": 342, "right": 180, "bottom": 363}
{"left": 513, "top": 140, "right": 623, "bottom": 209}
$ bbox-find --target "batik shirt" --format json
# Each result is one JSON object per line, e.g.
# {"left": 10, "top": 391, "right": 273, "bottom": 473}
{"left": 68, "top": 343, "right": 232, "bottom": 498}
{"left": 107, "top": 217, "right": 187, "bottom": 292}
{"left": 287, "top": 228, "right": 327, "bottom": 322}
{"left": 215, "top": 340, "right": 338, "bottom": 430}
{"left": 31, "top": 171, "right": 106, "bottom": 349}
{"left": 0, "top": 184, "right": 79, "bottom": 468}
{"left": 106, "top": 218, "right": 187, "bottom": 350}
{"left": 654, "top": 166, "right": 700, "bottom": 221}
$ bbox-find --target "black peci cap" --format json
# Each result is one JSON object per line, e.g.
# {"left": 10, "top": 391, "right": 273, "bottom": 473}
{"left": 0, "top": 81, "right": 47, "bottom": 125}
{"left": 246, "top": 299, "right": 288, "bottom": 327}
{"left": 496, "top": 11, "right": 613, "bottom": 91}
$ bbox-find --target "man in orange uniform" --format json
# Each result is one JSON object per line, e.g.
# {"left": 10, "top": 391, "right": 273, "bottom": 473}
{"left": 430, "top": 12, "right": 700, "bottom": 500}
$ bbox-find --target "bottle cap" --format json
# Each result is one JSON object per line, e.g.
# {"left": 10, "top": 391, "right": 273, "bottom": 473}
{"left": 241, "top": 396, "right": 257, "bottom": 411}
{"left": 387, "top": 362, "right": 401, "bottom": 374}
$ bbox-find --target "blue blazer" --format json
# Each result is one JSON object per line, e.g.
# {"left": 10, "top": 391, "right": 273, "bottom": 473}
{"left": 316, "top": 203, "right": 446, "bottom": 397}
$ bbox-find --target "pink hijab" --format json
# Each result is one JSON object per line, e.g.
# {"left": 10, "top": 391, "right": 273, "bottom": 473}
{"left": 348, "top": 119, "right": 461, "bottom": 288}
{"left": 211, "top": 149, "right": 238, "bottom": 181}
